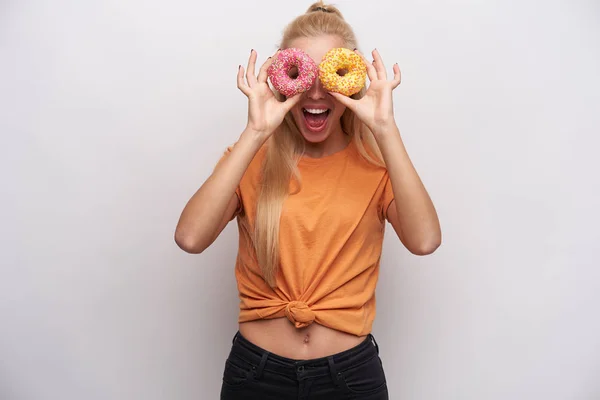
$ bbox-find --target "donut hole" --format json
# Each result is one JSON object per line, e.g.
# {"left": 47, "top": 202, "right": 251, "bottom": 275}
{"left": 288, "top": 66, "right": 299, "bottom": 79}
{"left": 336, "top": 68, "right": 349, "bottom": 77}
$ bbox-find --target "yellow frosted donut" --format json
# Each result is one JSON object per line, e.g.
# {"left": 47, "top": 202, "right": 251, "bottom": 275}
{"left": 318, "top": 48, "right": 367, "bottom": 96}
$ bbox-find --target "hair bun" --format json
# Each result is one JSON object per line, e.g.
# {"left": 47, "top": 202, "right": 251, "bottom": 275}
{"left": 306, "top": 2, "right": 344, "bottom": 19}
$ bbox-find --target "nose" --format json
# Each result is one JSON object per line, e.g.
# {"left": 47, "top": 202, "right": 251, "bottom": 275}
{"left": 306, "top": 77, "right": 326, "bottom": 100}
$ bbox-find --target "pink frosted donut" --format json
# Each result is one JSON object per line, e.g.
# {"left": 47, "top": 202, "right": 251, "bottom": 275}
{"left": 267, "top": 48, "right": 318, "bottom": 97}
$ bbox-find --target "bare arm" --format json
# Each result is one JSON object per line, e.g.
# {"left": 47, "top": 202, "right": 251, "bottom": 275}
{"left": 174, "top": 130, "right": 263, "bottom": 254}
{"left": 174, "top": 49, "right": 301, "bottom": 254}
{"left": 378, "top": 127, "right": 441, "bottom": 255}
{"left": 330, "top": 49, "right": 441, "bottom": 255}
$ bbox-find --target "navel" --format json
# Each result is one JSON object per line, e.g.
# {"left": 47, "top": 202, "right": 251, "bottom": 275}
{"left": 303, "top": 333, "right": 310, "bottom": 345}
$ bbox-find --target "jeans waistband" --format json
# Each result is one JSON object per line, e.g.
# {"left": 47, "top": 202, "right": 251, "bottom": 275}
{"left": 229, "top": 330, "right": 380, "bottom": 381}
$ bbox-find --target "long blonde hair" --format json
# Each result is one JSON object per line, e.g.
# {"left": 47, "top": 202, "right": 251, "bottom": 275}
{"left": 254, "top": 1, "right": 385, "bottom": 287}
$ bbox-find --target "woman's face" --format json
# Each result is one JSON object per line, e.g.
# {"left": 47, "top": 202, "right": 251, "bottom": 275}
{"left": 286, "top": 35, "right": 348, "bottom": 144}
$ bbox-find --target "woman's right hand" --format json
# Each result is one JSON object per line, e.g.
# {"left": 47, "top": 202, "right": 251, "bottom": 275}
{"left": 237, "top": 50, "right": 301, "bottom": 139}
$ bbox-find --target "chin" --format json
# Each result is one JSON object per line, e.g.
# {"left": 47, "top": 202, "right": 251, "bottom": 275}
{"left": 298, "top": 124, "right": 333, "bottom": 144}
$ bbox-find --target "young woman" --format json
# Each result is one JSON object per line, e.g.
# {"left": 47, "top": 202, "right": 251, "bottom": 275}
{"left": 175, "top": 2, "right": 441, "bottom": 399}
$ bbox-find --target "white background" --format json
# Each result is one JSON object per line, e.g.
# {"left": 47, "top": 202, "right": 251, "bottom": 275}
{"left": 1, "top": 0, "right": 599, "bottom": 399}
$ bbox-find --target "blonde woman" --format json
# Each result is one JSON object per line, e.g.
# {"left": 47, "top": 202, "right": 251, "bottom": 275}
{"left": 175, "top": 2, "right": 441, "bottom": 398}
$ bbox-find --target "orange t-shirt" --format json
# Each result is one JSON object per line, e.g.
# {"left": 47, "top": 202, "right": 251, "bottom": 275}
{"left": 223, "top": 139, "right": 394, "bottom": 337}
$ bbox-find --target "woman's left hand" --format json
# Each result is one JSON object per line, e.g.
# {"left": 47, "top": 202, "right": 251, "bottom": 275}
{"left": 328, "top": 49, "right": 401, "bottom": 136}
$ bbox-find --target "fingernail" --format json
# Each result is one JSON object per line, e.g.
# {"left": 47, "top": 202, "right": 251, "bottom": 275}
{"left": 250, "top": 49, "right": 254, "bottom": 54}
{"left": 238, "top": 65, "right": 241, "bottom": 70}
{"left": 353, "top": 48, "right": 357, "bottom": 51}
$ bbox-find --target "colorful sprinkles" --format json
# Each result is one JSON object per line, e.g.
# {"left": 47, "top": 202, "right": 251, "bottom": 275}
{"left": 319, "top": 48, "right": 367, "bottom": 96}
{"left": 267, "top": 48, "right": 318, "bottom": 97}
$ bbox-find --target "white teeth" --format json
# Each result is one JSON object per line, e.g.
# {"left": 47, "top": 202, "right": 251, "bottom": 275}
{"left": 304, "top": 108, "right": 328, "bottom": 114}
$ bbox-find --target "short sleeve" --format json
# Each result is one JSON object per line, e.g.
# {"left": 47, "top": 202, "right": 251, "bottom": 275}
{"left": 380, "top": 173, "right": 395, "bottom": 221}
{"left": 217, "top": 145, "right": 243, "bottom": 220}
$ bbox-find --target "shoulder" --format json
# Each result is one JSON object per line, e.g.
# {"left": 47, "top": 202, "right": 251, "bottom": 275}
{"left": 347, "top": 138, "right": 387, "bottom": 174}
{"left": 347, "top": 138, "right": 391, "bottom": 197}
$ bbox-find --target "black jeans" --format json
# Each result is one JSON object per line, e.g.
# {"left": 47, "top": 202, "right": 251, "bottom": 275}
{"left": 220, "top": 331, "right": 389, "bottom": 399}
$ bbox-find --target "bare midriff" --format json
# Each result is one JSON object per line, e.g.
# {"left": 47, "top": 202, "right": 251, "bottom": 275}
{"left": 239, "top": 318, "right": 366, "bottom": 360}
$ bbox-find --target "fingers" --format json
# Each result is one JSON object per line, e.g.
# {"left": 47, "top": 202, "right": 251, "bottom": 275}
{"left": 392, "top": 63, "right": 402, "bottom": 89}
{"left": 354, "top": 50, "right": 378, "bottom": 82}
{"left": 372, "top": 49, "right": 387, "bottom": 80}
{"left": 257, "top": 50, "right": 279, "bottom": 83}
{"left": 357, "top": 48, "right": 401, "bottom": 87}
{"left": 328, "top": 91, "right": 355, "bottom": 109}
{"left": 282, "top": 92, "right": 303, "bottom": 111}
{"left": 237, "top": 65, "right": 251, "bottom": 96}
{"left": 246, "top": 50, "right": 258, "bottom": 87}
{"left": 240, "top": 49, "right": 276, "bottom": 96}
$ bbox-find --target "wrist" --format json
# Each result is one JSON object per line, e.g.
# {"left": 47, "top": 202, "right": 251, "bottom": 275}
{"left": 240, "top": 125, "right": 271, "bottom": 146}
{"left": 371, "top": 120, "right": 399, "bottom": 138}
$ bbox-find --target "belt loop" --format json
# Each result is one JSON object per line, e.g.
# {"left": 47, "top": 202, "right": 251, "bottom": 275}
{"left": 255, "top": 351, "right": 269, "bottom": 379}
{"left": 327, "top": 356, "right": 340, "bottom": 386}
{"left": 370, "top": 334, "right": 380, "bottom": 354}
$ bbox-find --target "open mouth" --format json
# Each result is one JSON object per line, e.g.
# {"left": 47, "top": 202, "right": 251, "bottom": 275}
{"left": 302, "top": 108, "right": 331, "bottom": 132}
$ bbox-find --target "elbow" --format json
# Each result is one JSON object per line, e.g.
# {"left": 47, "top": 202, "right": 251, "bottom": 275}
{"left": 174, "top": 230, "right": 206, "bottom": 254}
{"left": 408, "top": 234, "right": 441, "bottom": 256}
